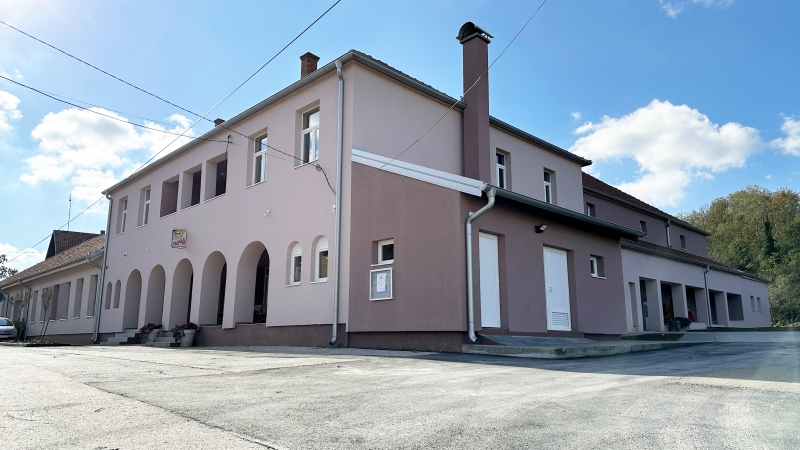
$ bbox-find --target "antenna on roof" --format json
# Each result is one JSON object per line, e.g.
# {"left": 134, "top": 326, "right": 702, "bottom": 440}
{"left": 67, "top": 194, "right": 71, "bottom": 231}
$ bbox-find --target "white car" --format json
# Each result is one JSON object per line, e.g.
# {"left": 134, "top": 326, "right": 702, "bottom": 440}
{"left": 0, "top": 317, "right": 17, "bottom": 340}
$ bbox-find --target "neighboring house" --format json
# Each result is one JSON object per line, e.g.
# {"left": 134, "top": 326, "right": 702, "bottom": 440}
{"left": 582, "top": 173, "right": 771, "bottom": 331}
{"left": 0, "top": 231, "right": 105, "bottom": 343}
{"left": 0, "top": 22, "right": 770, "bottom": 348}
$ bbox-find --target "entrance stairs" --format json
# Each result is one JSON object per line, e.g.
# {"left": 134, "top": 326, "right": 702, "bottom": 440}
{"left": 100, "top": 328, "right": 142, "bottom": 346}
{"left": 144, "top": 331, "right": 179, "bottom": 348}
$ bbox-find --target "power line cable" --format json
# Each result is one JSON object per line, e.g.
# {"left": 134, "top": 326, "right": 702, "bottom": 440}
{"left": 378, "top": 0, "right": 548, "bottom": 170}
{"left": 4, "top": 0, "right": 341, "bottom": 264}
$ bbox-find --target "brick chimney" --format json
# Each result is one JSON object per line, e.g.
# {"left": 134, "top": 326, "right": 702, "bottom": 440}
{"left": 457, "top": 22, "right": 493, "bottom": 184}
{"left": 214, "top": 118, "right": 225, "bottom": 127}
{"left": 300, "top": 52, "right": 320, "bottom": 78}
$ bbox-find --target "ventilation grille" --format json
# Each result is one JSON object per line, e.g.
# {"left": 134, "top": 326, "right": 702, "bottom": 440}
{"left": 551, "top": 312, "right": 570, "bottom": 328}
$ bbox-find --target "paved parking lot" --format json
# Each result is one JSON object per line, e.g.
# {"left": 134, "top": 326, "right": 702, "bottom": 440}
{"left": 2, "top": 341, "right": 799, "bottom": 449}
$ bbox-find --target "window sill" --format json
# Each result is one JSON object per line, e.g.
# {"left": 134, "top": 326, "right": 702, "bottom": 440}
{"left": 285, "top": 283, "right": 301, "bottom": 287}
{"left": 369, "top": 296, "right": 393, "bottom": 302}
{"left": 136, "top": 223, "right": 148, "bottom": 229}
{"left": 160, "top": 211, "right": 177, "bottom": 219}
{"left": 85, "top": 316, "right": 94, "bottom": 318}
{"left": 591, "top": 275, "right": 607, "bottom": 280}
{"left": 59, "top": 318, "right": 66, "bottom": 321}
{"left": 180, "top": 203, "right": 200, "bottom": 212}
{"left": 204, "top": 193, "right": 226, "bottom": 203}
{"left": 115, "top": 232, "right": 124, "bottom": 236}
{"left": 293, "top": 160, "right": 318, "bottom": 170}
{"left": 372, "top": 261, "right": 394, "bottom": 267}
{"left": 310, "top": 279, "right": 328, "bottom": 284}
{"left": 72, "top": 317, "right": 80, "bottom": 320}
{"left": 246, "top": 180, "right": 267, "bottom": 189}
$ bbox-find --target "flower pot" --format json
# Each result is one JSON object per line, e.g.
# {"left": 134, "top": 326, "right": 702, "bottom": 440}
{"left": 148, "top": 330, "right": 161, "bottom": 343}
{"left": 181, "top": 329, "right": 196, "bottom": 347}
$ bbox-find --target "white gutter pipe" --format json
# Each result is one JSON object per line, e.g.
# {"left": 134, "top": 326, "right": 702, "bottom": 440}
{"left": 703, "top": 265, "right": 713, "bottom": 328}
{"left": 466, "top": 187, "right": 495, "bottom": 343}
{"left": 92, "top": 195, "right": 113, "bottom": 344}
{"left": 330, "top": 59, "right": 344, "bottom": 346}
{"left": 666, "top": 218, "right": 672, "bottom": 247}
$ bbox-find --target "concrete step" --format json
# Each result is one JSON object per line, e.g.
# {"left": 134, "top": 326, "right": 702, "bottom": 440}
{"left": 145, "top": 341, "right": 180, "bottom": 348}
{"left": 155, "top": 336, "right": 175, "bottom": 343}
{"left": 463, "top": 340, "right": 701, "bottom": 359}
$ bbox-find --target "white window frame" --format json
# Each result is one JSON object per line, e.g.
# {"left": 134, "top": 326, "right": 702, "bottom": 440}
{"left": 590, "top": 256, "right": 599, "bottom": 278}
{"left": 301, "top": 108, "right": 320, "bottom": 163}
{"left": 378, "top": 239, "right": 394, "bottom": 264}
{"left": 119, "top": 197, "right": 128, "bottom": 234}
{"left": 369, "top": 267, "right": 393, "bottom": 301}
{"left": 544, "top": 171, "right": 553, "bottom": 204}
{"left": 496, "top": 152, "right": 506, "bottom": 189}
{"left": 316, "top": 238, "right": 329, "bottom": 282}
{"left": 253, "top": 135, "right": 267, "bottom": 185}
{"left": 143, "top": 188, "right": 151, "bottom": 225}
{"left": 290, "top": 243, "right": 302, "bottom": 285}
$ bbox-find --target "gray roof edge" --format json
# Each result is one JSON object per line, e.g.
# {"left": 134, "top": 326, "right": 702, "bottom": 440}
{"left": 620, "top": 241, "right": 768, "bottom": 283}
{"left": 583, "top": 186, "right": 712, "bottom": 236}
{"left": 488, "top": 117, "right": 593, "bottom": 167}
{"left": 488, "top": 186, "right": 645, "bottom": 239}
{"left": 0, "top": 250, "right": 104, "bottom": 290}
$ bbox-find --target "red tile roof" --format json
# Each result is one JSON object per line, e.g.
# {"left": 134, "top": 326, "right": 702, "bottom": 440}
{"left": 0, "top": 235, "right": 104, "bottom": 288}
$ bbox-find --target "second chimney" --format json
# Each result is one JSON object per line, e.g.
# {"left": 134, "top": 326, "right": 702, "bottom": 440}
{"left": 214, "top": 118, "right": 225, "bottom": 127}
{"left": 300, "top": 52, "right": 320, "bottom": 78}
{"left": 457, "top": 22, "right": 493, "bottom": 184}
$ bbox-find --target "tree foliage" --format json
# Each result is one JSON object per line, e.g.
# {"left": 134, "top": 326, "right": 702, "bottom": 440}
{"left": 0, "top": 254, "right": 18, "bottom": 280}
{"left": 678, "top": 185, "right": 800, "bottom": 326}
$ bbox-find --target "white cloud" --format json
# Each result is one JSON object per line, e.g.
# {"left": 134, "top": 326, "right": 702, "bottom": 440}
{"left": 21, "top": 107, "right": 194, "bottom": 206}
{"left": 659, "top": 0, "right": 733, "bottom": 18}
{"left": 570, "top": 111, "right": 581, "bottom": 120}
{"left": 0, "top": 89, "right": 22, "bottom": 130}
{"left": 0, "top": 242, "right": 47, "bottom": 272}
{"left": 771, "top": 116, "right": 800, "bottom": 156}
{"left": 571, "top": 99, "right": 763, "bottom": 207}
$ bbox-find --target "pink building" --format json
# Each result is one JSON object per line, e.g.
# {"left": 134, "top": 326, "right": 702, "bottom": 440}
{"left": 1, "top": 23, "right": 770, "bottom": 349}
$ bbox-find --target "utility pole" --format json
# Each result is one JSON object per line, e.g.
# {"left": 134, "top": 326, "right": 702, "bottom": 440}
{"left": 67, "top": 194, "right": 72, "bottom": 231}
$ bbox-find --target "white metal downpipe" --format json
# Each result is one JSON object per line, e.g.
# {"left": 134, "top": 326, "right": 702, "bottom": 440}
{"left": 330, "top": 59, "right": 344, "bottom": 346}
{"left": 466, "top": 187, "right": 495, "bottom": 344}
{"left": 703, "top": 265, "right": 713, "bottom": 328}
{"left": 92, "top": 195, "right": 113, "bottom": 344}
{"left": 666, "top": 218, "right": 672, "bottom": 247}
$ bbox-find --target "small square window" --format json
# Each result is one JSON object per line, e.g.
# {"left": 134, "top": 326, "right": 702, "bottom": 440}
{"left": 586, "top": 202, "right": 596, "bottom": 217}
{"left": 680, "top": 235, "right": 687, "bottom": 250}
{"left": 543, "top": 171, "right": 553, "bottom": 204}
{"left": 301, "top": 108, "right": 320, "bottom": 164}
{"left": 640, "top": 221, "right": 648, "bottom": 237}
{"left": 496, "top": 152, "right": 507, "bottom": 189}
{"left": 757, "top": 297, "right": 762, "bottom": 312}
{"left": 378, "top": 239, "right": 394, "bottom": 264}
{"left": 253, "top": 135, "right": 267, "bottom": 184}
{"left": 292, "top": 255, "right": 302, "bottom": 284}
{"left": 750, "top": 295, "right": 756, "bottom": 311}
{"left": 590, "top": 256, "right": 598, "bottom": 277}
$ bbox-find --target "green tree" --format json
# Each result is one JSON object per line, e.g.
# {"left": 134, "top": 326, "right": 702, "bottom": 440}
{"left": 0, "top": 254, "right": 18, "bottom": 280}
{"left": 679, "top": 185, "right": 800, "bottom": 326}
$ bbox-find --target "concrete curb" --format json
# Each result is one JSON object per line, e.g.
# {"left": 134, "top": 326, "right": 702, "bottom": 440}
{"left": 462, "top": 341, "right": 702, "bottom": 359}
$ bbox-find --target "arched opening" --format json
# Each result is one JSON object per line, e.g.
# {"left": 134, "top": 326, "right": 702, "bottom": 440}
{"left": 199, "top": 252, "right": 227, "bottom": 326}
{"left": 104, "top": 282, "right": 113, "bottom": 309}
{"left": 312, "top": 236, "right": 329, "bottom": 282}
{"left": 168, "top": 259, "right": 194, "bottom": 328}
{"left": 234, "top": 242, "right": 269, "bottom": 325}
{"left": 113, "top": 280, "right": 122, "bottom": 308}
{"left": 144, "top": 265, "right": 166, "bottom": 325}
{"left": 123, "top": 270, "right": 142, "bottom": 329}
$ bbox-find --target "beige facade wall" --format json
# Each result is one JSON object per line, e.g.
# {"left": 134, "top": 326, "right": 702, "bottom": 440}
{"left": 1, "top": 258, "right": 101, "bottom": 338}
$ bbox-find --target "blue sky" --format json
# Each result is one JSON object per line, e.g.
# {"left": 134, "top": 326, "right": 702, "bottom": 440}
{"left": 1, "top": 0, "right": 798, "bottom": 270}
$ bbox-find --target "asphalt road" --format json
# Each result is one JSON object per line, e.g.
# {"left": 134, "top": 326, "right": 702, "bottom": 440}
{"left": 2, "top": 342, "right": 799, "bottom": 449}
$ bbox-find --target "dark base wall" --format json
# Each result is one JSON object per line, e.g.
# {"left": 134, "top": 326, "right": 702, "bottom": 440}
{"left": 196, "top": 325, "right": 464, "bottom": 352}
{"left": 32, "top": 333, "right": 114, "bottom": 345}
{"left": 195, "top": 324, "right": 349, "bottom": 348}
{"left": 348, "top": 331, "right": 465, "bottom": 353}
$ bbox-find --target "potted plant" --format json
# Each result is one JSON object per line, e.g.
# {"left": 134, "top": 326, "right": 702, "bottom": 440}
{"left": 171, "top": 322, "right": 199, "bottom": 347}
{"left": 139, "top": 323, "right": 163, "bottom": 343}
{"left": 674, "top": 317, "right": 691, "bottom": 332}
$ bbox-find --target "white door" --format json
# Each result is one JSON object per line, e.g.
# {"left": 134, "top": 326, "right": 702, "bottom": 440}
{"left": 543, "top": 247, "right": 571, "bottom": 331}
{"left": 479, "top": 233, "right": 501, "bottom": 328}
